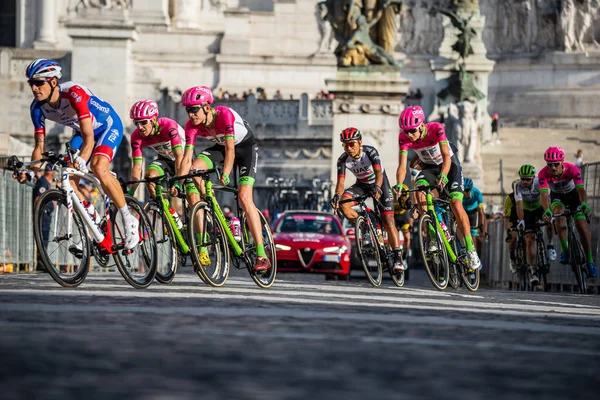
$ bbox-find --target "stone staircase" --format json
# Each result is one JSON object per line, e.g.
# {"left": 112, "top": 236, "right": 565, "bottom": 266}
{"left": 480, "top": 127, "right": 600, "bottom": 203}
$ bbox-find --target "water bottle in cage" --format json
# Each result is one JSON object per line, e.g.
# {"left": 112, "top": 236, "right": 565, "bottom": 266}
{"left": 169, "top": 207, "right": 184, "bottom": 230}
{"left": 230, "top": 217, "right": 242, "bottom": 242}
{"left": 83, "top": 200, "right": 101, "bottom": 225}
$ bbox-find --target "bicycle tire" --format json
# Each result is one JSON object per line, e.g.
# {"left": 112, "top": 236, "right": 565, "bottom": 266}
{"left": 188, "top": 200, "right": 230, "bottom": 287}
{"left": 111, "top": 195, "right": 158, "bottom": 289}
{"left": 241, "top": 208, "right": 277, "bottom": 288}
{"left": 418, "top": 213, "right": 449, "bottom": 290}
{"left": 448, "top": 220, "right": 461, "bottom": 290}
{"left": 355, "top": 215, "right": 383, "bottom": 287}
{"left": 461, "top": 266, "right": 480, "bottom": 292}
{"left": 516, "top": 234, "right": 530, "bottom": 291}
{"left": 570, "top": 232, "right": 587, "bottom": 294}
{"left": 144, "top": 200, "right": 178, "bottom": 284}
{"left": 536, "top": 234, "right": 549, "bottom": 292}
{"left": 33, "top": 189, "right": 91, "bottom": 287}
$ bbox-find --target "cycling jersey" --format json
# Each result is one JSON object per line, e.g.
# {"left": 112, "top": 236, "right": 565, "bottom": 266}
{"left": 513, "top": 178, "right": 541, "bottom": 211}
{"left": 398, "top": 122, "right": 455, "bottom": 165}
{"left": 463, "top": 186, "right": 484, "bottom": 213}
{"left": 504, "top": 193, "right": 517, "bottom": 227}
{"left": 30, "top": 81, "right": 123, "bottom": 161}
{"left": 131, "top": 118, "right": 185, "bottom": 163}
{"left": 336, "top": 145, "right": 383, "bottom": 185}
{"left": 184, "top": 106, "right": 252, "bottom": 148}
{"left": 538, "top": 162, "right": 583, "bottom": 194}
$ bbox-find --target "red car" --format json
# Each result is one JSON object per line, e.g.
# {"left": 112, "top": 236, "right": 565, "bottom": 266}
{"left": 273, "top": 211, "right": 351, "bottom": 279}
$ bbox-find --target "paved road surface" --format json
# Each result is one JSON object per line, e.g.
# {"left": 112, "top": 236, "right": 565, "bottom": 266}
{"left": 1, "top": 268, "right": 599, "bottom": 400}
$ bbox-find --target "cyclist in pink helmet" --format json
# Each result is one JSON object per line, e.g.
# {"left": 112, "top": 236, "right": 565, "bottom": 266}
{"left": 179, "top": 85, "right": 271, "bottom": 272}
{"left": 128, "top": 99, "right": 186, "bottom": 198}
{"left": 395, "top": 105, "right": 482, "bottom": 271}
{"left": 539, "top": 146, "right": 597, "bottom": 277}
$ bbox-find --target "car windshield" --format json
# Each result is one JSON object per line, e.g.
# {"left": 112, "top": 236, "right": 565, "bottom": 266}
{"left": 276, "top": 214, "right": 341, "bottom": 235}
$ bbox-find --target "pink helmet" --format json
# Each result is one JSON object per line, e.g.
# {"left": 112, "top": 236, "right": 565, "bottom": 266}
{"left": 492, "top": 113, "right": 499, "bottom": 119}
{"left": 399, "top": 106, "right": 425, "bottom": 130}
{"left": 130, "top": 100, "right": 158, "bottom": 120}
{"left": 544, "top": 146, "right": 565, "bottom": 162}
{"left": 181, "top": 86, "right": 213, "bottom": 107}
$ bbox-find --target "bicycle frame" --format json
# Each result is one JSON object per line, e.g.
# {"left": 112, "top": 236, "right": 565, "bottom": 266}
{"left": 204, "top": 179, "right": 244, "bottom": 258}
{"left": 153, "top": 183, "right": 190, "bottom": 254}
{"left": 423, "top": 190, "right": 457, "bottom": 263}
{"left": 60, "top": 167, "right": 114, "bottom": 254}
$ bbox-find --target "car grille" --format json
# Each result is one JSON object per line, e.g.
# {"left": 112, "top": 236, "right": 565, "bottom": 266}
{"left": 277, "top": 260, "right": 303, "bottom": 269}
{"left": 312, "top": 262, "right": 342, "bottom": 271}
{"left": 298, "top": 249, "right": 315, "bottom": 267}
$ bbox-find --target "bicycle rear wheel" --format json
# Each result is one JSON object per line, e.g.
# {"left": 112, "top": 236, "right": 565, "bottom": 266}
{"left": 34, "top": 189, "right": 91, "bottom": 287}
{"left": 188, "top": 201, "right": 230, "bottom": 287}
{"left": 241, "top": 209, "right": 277, "bottom": 288}
{"left": 536, "top": 234, "right": 549, "bottom": 292}
{"left": 418, "top": 214, "right": 449, "bottom": 290}
{"left": 111, "top": 196, "right": 157, "bottom": 289}
{"left": 144, "top": 200, "right": 178, "bottom": 284}
{"left": 355, "top": 215, "right": 383, "bottom": 287}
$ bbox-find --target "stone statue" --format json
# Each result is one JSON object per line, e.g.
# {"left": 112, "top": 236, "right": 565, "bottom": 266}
{"left": 534, "top": 0, "right": 560, "bottom": 49}
{"left": 575, "top": 0, "right": 600, "bottom": 50}
{"left": 559, "top": 0, "right": 578, "bottom": 51}
{"left": 398, "top": 1, "right": 415, "bottom": 52}
{"left": 513, "top": 1, "right": 533, "bottom": 52}
{"left": 456, "top": 100, "right": 478, "bottom": 163}
{"left": 321, "top": 0, "right": 403, "bottom": 66}
{"left": 438, "top": 8, "right": 477, "bottom": 60}
{"left": 316, "top": 2, "right": 336, "bottom": 53}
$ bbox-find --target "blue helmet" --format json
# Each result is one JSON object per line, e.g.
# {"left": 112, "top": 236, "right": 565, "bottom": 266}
{"left": 26, "top": 59, "right": 62, "bottom": 80}
{"left": 463, "top": 178, "right": 473, "bottom": 190}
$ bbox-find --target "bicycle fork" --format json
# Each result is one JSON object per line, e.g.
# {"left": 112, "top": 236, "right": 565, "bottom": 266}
{"left": 425, "top": 192, "right": 456, "bottom": 263}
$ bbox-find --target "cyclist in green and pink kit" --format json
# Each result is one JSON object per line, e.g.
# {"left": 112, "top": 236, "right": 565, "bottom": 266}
{"left": 539, "top": 146, "right": 597, "bottom": 277}
{"left": 395, "top": 105, "right": 481, "bottom": 270}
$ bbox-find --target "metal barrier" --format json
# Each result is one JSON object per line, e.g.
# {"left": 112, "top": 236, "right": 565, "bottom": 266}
{"left": 0, "top": 169, "right": 35, "bottom": 272}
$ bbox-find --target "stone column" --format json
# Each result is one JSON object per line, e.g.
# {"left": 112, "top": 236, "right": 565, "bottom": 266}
{"left": 34, "top": 0, "right": 57, "bottom": 48}
{"left": 66, "top": 8, "right": 138, "bottom": 121}
{"left": 326, "top": 67, "right": 410, "bottom": 182}
{"left": 131, "top": 0, "right": 169, "bottom": 27}
{"left": 173, "top": 0, "right": 201, "bottom": 29}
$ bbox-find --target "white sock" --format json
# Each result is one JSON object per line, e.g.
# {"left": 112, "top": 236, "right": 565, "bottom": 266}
{"left": 119, "top": 206, "right": 131, "bottom": 219}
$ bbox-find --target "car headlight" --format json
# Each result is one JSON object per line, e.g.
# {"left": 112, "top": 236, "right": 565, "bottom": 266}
{"left": 323, "top": 245, "right": 348, "bottom": 253}
{"left": 275, "top": 244, "right": 292, "bottom": 251}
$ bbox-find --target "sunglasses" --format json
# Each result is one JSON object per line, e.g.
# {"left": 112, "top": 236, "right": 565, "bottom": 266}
{"left": 28, "top": 79, "right": 47, "bottom": 87}
{"left": 185, "top": 106, "right": 202, "bottom": 114}
{"left": 404, "top": 127, "right": 419, "bottom": 135}
{"left": 133, "top": 119, "right": 150, "bottom": 127}
{"left": 343, "top": 141, "right": 358, "bottom": 148}
{"left": 521, "top": 177, "right": 533, "bottom": 182}
{"left": 547, "top": 162, "right": 561, "bottom": 168}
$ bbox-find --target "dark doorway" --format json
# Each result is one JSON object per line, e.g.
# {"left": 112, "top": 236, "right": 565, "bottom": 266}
{"left": 0, "top": 0, "right": 17, "bottom": 47}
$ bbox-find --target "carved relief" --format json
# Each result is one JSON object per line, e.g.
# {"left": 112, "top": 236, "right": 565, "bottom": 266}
{"left": 398, "top": 0, "right": 447, "bottom": 55}
{"left": 74, "top": 0, "right": 130, "bottom": 10}
{"left": 482, "top": 0, "right": 600, "bottom": 54}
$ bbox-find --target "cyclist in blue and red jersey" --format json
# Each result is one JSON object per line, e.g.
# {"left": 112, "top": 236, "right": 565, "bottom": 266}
{"left": 18, "top": 59, "right": 138, "bottom": 249}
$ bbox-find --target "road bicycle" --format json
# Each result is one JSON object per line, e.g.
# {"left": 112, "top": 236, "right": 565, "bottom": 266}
{"left": 120, "top": 175, "right": 190, "bottom": 284}
{"left": 406, "top": 185, "right": 479, "bottom": 291}
{"left": 182, "top": 168, "right": 277, "bottom": 288}
{"left": 507, "top": 226, "right": 530, "bottom": 291}
{"left": 9, "top": 151, "right": 157, "bottom": 288}
{"left": 338, "top": 195, "right": 405, "bottom": 287}
{"left": 508, "top": 220, "right": 552, "bottom": 291}
{"left": 552, "top": 209, "right": 589, "bottom": 294}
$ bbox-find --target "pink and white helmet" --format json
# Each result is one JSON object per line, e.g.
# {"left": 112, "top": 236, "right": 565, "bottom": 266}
{"left": 399, "top": 106, "right": 425, "bottom": 131}
{"left": 130, "top": 100, "right": 158, "bottom": 120}
{"left": 181, "top": 86, "right": 213, "bottom": 107}
{"left": 544, "top": 146, "right": 565, "bottom": 162}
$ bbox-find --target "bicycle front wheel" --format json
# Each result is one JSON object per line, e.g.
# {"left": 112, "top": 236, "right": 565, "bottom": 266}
{"left": 34, "top": 189, "right": 91, "bottom": 287}
{"left": 111, "top": 196, "right": 157, "bottom": 289}
{"left": 536, "top": 235, "right": 549, "bottom": 292}
{"left": 418, "top": 214, "right": 449, "bottom": 290}
{"left": 188, "top": 201, "right": 230, "bottom": 287}
{"left": 355, "top": 215, "right": 382, "bottom": 287}
{"left": 144, "top": 200, "right": 178, "bottom": 284}
{"left": 241, "top": 209, "right": 277, "bottom": 288}
{"left": 570, "top": 234, "right": 587, "bottom": 294}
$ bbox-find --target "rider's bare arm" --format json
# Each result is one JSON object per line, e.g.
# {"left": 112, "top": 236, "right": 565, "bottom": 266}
{"left": 396, "top": 150, "right": 408, "bottom": 189}
{"left": 373, "top": 165, "right": 383, "bottom": 188}
{"left": 78, "top": 117, "right": 95, "bottom": 161}
{"left": 576, "top": 186, "right": 588, "bottom": 204}
{"left": 222, "top": 137, "right": 235, "bottom": 178}
{"left": 438, "top": 142, "right": 451, "bottom": 179}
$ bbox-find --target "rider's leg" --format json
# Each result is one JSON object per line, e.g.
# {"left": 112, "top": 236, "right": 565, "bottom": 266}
{"left": 382, "top": 213, "right": 400, "bottom": 250}
{"left": 552, "top": 203, "right": 568, "bottom": 263}
{"left": 450, "top": 198, "right": 475, "bottom": 252}
{"left": 186, "top": 156, "right": 208, "bottom": 207}
{"left": 238, "top": 183, "right": 264, "bottom": 253}
{"left": 144, "top": 165, "right": 163, "bottom": 198}
{"left": 340, "top": 194, "right": 359, "bottom": 224}
{"left": 90, "top": 155, "right": 125, "bottom": 209}
{"left": 525, "top": 232, "right": 536, "bottom": 268}
{"left": 402, "top": 227, "right": 411, "bottom": 257}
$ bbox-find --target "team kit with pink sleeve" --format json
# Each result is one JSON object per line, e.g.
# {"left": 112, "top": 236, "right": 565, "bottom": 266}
{"left": 398, "top": 122, "right": 464, "bottom": 195}
{"left": 538, "top": 162, "right": 584, "bottom": 212}
{"left": 130, "top": 117, "right": 185, "bottom": 176}
{"left": 30, "top": 81, "right": 123, "bottom": 161}
{"left": 185, "top": 106, "right": 258, "bottom": 186}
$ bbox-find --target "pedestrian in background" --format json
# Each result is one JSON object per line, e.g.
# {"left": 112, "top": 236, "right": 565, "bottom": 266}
{"left": 574, "top": 149, "right": 583, "bottom": 167}
{"left": 491, "top": 113, "right": 500, "bottom": 144}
